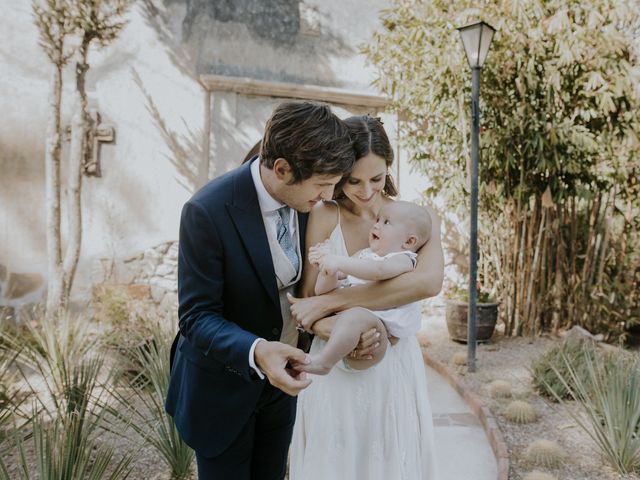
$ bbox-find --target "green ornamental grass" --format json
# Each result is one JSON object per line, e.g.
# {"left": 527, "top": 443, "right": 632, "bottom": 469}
{"left": 107, "top": 320, "right": 194, "bottom": 480}
{"left": 546, "top": 347, "right": 640, "bottom": 474}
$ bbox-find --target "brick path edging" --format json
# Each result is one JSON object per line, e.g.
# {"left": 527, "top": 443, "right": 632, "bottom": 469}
{"left": 422, "top": 350, "right": 510, "bottom": 480}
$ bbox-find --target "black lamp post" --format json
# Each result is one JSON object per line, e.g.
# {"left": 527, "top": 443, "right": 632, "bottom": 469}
{"left": 456, "top": 21, "right": 495, "bottom": 372}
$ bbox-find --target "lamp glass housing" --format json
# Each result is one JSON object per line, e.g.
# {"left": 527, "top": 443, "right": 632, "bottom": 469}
{"left": 457, "top": 21, "right": 496, "bottom": 68}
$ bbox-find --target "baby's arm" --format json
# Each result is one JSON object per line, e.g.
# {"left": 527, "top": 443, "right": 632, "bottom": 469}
{"left": 309, "top": 242, "right": 340, "bottom": 295}
{"left": 320, "top": 252, "right": 414, "bottom": 282}
{"left": 314, "top": 269, "right": 339, "bottom": 295}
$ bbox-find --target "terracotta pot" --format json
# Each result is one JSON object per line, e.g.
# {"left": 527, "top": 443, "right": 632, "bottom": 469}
{"left": 445, "top": 299, "right": 499, "bottom": 343}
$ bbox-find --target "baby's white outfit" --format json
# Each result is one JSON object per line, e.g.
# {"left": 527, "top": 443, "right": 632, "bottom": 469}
{"left": 345, "top": 248, "right": 421, "bottom": 338}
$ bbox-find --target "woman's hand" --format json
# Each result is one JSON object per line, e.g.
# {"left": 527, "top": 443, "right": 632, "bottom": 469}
{"left": 312, "top": 316, "right": 380, "bottom": 360}
{"left": 288, "top": 293, "right": 334, "bottom": 331}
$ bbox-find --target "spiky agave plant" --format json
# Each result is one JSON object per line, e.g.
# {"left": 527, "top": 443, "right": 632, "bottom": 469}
{"left": 0, "top": 329, "right": 21, "bottom": 443}
{"left": 531, "top": 337, "right": 598, "bottom": 400}
{"left": 2, "top": 312, "right": 133, "bottom": 479}
{"left": 547, "top": 349, "right": 640, "bottom": 474}
{"left": 107, "top": 319, "right": 194, "bottom": 479}
{"left": 6, "top": 409, "right": 132, "bottom": 480}
{"left": 11, "top": 311, "right": 95, "bottom": 409}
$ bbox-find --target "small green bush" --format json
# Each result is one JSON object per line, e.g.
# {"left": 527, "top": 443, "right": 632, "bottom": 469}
{"left": 531, "top": 337, "right": 598, "bottom": 400}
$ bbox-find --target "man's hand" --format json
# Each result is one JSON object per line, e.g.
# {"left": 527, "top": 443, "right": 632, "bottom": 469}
{"left": 254, "top": 340, "right": 312, "bottom": 396}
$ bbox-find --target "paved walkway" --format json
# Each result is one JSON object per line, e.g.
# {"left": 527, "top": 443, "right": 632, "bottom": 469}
{"left": 426, "top": 365, "right": 498, "bottom": 480}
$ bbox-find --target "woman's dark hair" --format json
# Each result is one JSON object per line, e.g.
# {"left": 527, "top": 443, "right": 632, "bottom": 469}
{"left": 337, "top": 115, "right": 397, "bottom": 198}
{"left": 260, "top": 101, "right": 355, "bottom": 183}
{"left": 242, "top": 140, "right": 262, "bottom": 164}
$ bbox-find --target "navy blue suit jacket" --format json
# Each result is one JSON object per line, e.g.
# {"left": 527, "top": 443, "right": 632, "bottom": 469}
{"left": 165, "top": 159, "right": 308, "bottom": 457}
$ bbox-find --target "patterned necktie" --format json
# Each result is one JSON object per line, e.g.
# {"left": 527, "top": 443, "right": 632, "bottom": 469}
{"left": 276, "top": 206, "right": 300, "bottom": 274}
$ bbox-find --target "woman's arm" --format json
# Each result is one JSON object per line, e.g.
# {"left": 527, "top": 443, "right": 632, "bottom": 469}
{"left": 291, "top": 205, "right": 444, "bottom": 330}
{"left": 299, "top": 202, "right": 339, "bottom": 298}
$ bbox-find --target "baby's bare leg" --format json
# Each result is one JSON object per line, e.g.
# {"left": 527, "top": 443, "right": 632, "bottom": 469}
{"left": 302, "top": 307, "right": 388, "bottom": 375}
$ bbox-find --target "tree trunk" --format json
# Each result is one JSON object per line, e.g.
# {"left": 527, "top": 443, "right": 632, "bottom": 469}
{"left": 45, "top": 64, "right": 65, "bottom": 321}
{"left": 61, "top": 41, "right": 91, "bottom": 303}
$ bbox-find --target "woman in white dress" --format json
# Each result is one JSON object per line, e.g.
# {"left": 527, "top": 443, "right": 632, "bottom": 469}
{"left": 289, "top": 116, "right": 442, "bottom": 480}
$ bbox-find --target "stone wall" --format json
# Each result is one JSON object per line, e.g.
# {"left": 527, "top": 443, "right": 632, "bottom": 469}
{"left": 93, "top": 241, "right": 179, "bottom": 315}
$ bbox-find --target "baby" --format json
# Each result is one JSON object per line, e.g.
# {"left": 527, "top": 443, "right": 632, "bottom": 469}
{"left": 302, "top": 200, "right": 432, "bottom": 375}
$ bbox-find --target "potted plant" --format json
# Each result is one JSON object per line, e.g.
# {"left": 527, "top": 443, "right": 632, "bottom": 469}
{"left": 445, "top": 282, "right": 499, "bottom": 343}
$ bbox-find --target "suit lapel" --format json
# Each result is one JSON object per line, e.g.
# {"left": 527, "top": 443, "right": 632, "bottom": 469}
{"left": 226, "top": 161, "right": 280, "bottom": 308}
{"left": 298, "top": 211, "right": 309, "bottom": 263}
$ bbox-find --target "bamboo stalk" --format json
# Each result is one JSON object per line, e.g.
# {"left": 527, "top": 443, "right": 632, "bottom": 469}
{"left": 538, "top": 207, "right": 551, "bottom": 331}
{"left": 552, "top": 205, "right": 565, "bottom": 332}
{"left": 506, "top": 210, "right": 518, "bottom": 335}
{"left": 522, "top": 199, "right": 540, "bottom": 334}
{"left": 595, "top": 189, "right": 614, "bottom": 286}
{"left": 514, "top": 209, "right": 528, "bottom": 336}
{"left": 525, "top": 203, "right": 545, "bottom": 334}
{"left": 569, "top": 197, "right": 578, "bottom": 325}
{"left": 589, "top": 191, "right": 609, "bottom": 287}
{"left": 581, "top": 194, "right": 601, "bottom": 289}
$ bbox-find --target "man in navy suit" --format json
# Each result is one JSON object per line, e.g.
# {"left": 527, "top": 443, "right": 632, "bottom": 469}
{"left": 166, "top": 102, "right": 357, "bottom": 479}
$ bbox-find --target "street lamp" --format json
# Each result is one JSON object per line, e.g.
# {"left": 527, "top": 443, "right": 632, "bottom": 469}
{"left": 457, "top": 21, "right": 495, "bottom": 373}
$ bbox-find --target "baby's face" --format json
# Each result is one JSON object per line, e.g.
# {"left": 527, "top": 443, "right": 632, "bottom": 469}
{"left": 369, "top": 204, "right": 412, "bottom": 256}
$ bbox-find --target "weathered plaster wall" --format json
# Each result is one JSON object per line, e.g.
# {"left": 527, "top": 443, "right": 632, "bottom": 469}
{"left": 163, "top": 0, "right": 387, "bottom": 91}
{"left": 0, "top": 0, "right": 204, "bottom": 305}
{"left": 0, "top": 0, "right": 429, "bottom": 310}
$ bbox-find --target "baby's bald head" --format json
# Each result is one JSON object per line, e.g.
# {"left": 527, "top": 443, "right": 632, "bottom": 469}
{"left": 378, "top": 201, "right": 432, "bottom": 252}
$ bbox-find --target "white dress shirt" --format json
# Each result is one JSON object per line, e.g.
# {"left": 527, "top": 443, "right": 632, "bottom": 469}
{"left": 248, "top": 158, "right": 299, "bottom": 378}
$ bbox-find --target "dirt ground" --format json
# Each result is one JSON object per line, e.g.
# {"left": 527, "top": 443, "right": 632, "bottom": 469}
{"left": 421, "top": 303, "right": 640, "bottom": 480}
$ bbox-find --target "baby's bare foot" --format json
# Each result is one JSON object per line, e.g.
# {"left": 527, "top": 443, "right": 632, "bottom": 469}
{"left": 299, "top": 355, "right": 333, "bottom": 375}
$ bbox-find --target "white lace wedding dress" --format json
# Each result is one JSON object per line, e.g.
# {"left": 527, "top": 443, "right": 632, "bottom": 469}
{"left": 289, "top": 210, "right": 438, "bottom": 480}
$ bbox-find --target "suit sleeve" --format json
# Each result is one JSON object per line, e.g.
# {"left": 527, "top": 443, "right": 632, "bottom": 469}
{"left": 177, "top": 200, "right": 259, "bottom": 381}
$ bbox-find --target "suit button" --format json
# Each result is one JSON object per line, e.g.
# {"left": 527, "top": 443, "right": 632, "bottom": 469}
{"left": 272, "top": 328, "right": 280, "bottom": 336}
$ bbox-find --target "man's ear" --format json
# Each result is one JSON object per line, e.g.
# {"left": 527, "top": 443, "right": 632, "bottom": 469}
{"left": 403, "top": 235, "right": 418, "bottom": 250}
{"left": 273, "top": 158, "right": 292, "bottom": 181}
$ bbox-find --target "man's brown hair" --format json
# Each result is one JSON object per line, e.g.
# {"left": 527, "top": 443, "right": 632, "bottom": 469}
{"left": 260, "top": 101, "right": 355, "bottom": 183}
